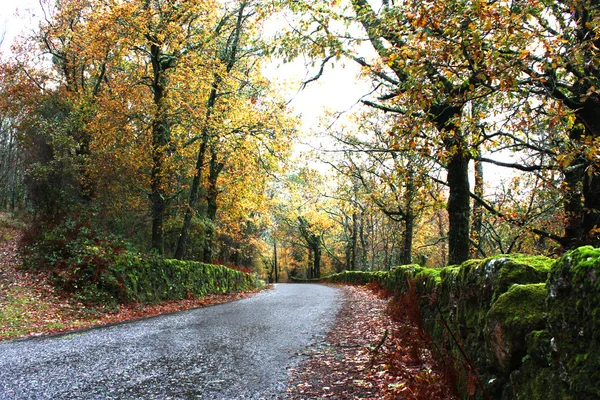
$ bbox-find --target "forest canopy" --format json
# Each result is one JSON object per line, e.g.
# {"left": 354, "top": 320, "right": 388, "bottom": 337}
{"left": 0, "top": 0, "right": 598, "bottom": 281}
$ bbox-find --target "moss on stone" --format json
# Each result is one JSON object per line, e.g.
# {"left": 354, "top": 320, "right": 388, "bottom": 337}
{"left": 525, "top": 330, "right": 552, "bottom": 364}
{"left": 414, "top": 266, "right": 442, "bottom": 282}
{"left": 419, "top": 255, "right": 554, "bottom": 398}
{"left": 313, "top": 251, "right": 599, "bottom": 400}
{"left": 501, "top": 330, "right": 571, "bottom": 400}
{"left": 546, "top": 246, "right": 600, "bottom": 398}
{"left": 485, "top": 283, "right": 547, "bottom": 376}
{"left": 505, "top": 364, "right": 571, "bottom": 400}
{"left": 478, "top": 255, "right": 552, "bottom": 302}
{"left": 110, "top": 255, "right": 258, "bottom": 303}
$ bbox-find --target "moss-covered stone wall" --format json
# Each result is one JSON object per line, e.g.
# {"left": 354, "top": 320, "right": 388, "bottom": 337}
{"left": 312, "top": 247, "right": 600, "bottom": 399}
{"left": 98, "top": 255, "right": 260, "bottom": 304}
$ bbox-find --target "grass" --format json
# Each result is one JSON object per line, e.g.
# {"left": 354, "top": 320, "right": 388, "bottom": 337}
{"left": 0, "top": 287, "right": 51, "bottom": 338}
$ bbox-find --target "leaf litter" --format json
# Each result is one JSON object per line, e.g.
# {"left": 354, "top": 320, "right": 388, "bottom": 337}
{"left": 285, "top": 284, "right": 460, "bottom": 399}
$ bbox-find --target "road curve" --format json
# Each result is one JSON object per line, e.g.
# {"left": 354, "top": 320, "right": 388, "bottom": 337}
{"left": 0, "top": 283, "right": 342, "bottom": 399}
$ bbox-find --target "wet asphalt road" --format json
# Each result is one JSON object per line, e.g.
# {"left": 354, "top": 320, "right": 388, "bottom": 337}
{"left": 0, "top": 284, "right": 342, "bottom": 400}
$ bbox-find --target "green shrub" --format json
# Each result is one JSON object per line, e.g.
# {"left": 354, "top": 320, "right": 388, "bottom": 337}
{"left": 20, "top": 212, "right": 128, "bottom": 305}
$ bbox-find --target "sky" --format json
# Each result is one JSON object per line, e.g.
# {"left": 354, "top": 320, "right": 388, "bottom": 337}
{"left": 0, "top": 0, "right": 40, "bottom": 52}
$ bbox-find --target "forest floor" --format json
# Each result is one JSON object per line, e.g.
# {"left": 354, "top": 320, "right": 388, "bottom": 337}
{"left": 0, "top": 213, "right": 262, "bottom": 342}
{"left": 286, "top": 284, "right": 460, "bottom": 399}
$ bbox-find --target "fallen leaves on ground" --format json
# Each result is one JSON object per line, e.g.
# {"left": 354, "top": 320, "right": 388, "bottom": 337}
{"left": 286, "top": 284, "right": 459, "bottom": 399}
{"left": 0, "top": 214, "right": 263, "bottom": 341}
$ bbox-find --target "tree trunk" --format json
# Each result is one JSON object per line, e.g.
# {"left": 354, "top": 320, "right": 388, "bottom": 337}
{"left": 447, "top": 151, "right": 471, "bottom": 265}
{"left": 350, "top": 211, "right": 358, "bottom": 270}
{"left": 432, "top": 103, "right": 470, "bottom": 265}
{"left": 359, "top": 210, "right": 368, "bottom": 269}
{"left": 307, "top": 248, "right": 314, "bottom": 279}
{"left": 437, "top": 210, "right": 448, "bottom": 266}
{"left": 173, "top": 137, "right": 208, "bottom": 259}
{"left": 313, "top": 244, "right": 321, "bottom": 279}
{"left": 471, "top": 157, "right": 484, "bottom": 257}
{"left": 273, "top": 240, "right": 279, "bottom": 283}
{"left": 202, "top": 146, "right": 224, "bottom": 263}
{"left": 563, "top": 153, "right": 585, "bottom": 249}
{"left": 401, "top": 211, "right": 414, "bottom": 265}
{"left": 400, "top": 168, "right": 415, "bottom": 265}
{"left": 149, "top": 43, "right": 170, "bottom": 255}
{"left": 582, "top": 171, "right": 600, "bottom": 246}
{"left": 174, "top": 80, "right": 219, "bottom": 259}
{"left": 577, "top": 97, "right": 600, "bottom": 247}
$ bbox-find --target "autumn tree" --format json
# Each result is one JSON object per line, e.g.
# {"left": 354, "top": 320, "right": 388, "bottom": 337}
{"left": 173, "top": 0, "right": 294, "bottom": 261}
{"left": 273, "top": 168, "right": 340, "bottom": 279}
{"left": 324, "top": 111, "right": 436, "bottom": 266}
{"left": 2, "top": 0, "right": 294, "bottom": 270}
{"left": 510, "top": 0, "right": 600, "bottom": 247}
{"left": 173, "top": 1, "right": 250, "bottom": 260}
{"left": 277, "top": 0, "right": 535, "bottom": 263}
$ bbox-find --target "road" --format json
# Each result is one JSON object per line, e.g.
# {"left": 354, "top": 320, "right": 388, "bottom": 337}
{"left": 0, "top": 284, "right": 342, "bottom": 399}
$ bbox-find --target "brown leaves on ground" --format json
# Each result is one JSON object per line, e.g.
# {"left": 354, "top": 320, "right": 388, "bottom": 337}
{"left": 286, "top": 284, "right": 459, "bottom": 400}
{"left": 0, "top": 213, "right": 262, "bottom": 341}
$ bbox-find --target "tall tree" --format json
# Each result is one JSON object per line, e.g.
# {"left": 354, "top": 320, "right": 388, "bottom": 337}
{"left": 517, "top": 0, "right": 600, "bottom": 247}
{"left": 278, "top": 0, "right": 525, "bottom": 263}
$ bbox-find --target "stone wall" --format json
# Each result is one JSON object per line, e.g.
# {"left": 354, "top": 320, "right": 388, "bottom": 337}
{"left": 314, "top": 247, "right": 600, "bottom": 399}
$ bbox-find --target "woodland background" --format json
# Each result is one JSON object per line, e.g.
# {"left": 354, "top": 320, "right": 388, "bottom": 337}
{"left": 0, "top": 0, "right": 598, "bottom": 286}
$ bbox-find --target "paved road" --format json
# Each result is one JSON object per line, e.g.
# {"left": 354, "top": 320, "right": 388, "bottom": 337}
{"left": 0, "top": 284, "right": 342, "bottom": 399}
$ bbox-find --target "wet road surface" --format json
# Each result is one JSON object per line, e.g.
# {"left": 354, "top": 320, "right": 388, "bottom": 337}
{"left": 0, "top": 284, "right": 341, "bottom": 399}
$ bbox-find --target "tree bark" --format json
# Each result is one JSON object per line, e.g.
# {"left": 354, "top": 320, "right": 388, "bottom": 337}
{"left": 471, "top": 157, "right": 484, "bottom": 257}
{"left": 577, "top": 96, "right": 600, "bottom": 247}
{"left": 273, "top": 240, "right": 279, "bottom": 283}
{"left": 359, "top": 209, "right": 368, "bottom": 269}
{"left": 400, "top": 166, "right": 416, "bottom": 265}
{"left": 446, "top": 151, "right": 471, "bottom": 265}
{"left": 563, "top": 141, "right": 585, "bottom": 249}
{"left": 150, "top": 43, "right": 170, "bottom": 255}
{"left": 437, "top": 210, "right": 448, "bottom": 266}
{"left": 202, "top": 147, "right": 224, "bottom": 263}
{"left": 432, "top": 104, "right": 470, "bottom": 265}
{"left": 349, "top": 211, "right": 358, "bottom": 270}
{"left": 401, "top": 211, "right": 414, "bottom": 265}
{"left": 314, "top": 245, "right": 321, "bottom": 279}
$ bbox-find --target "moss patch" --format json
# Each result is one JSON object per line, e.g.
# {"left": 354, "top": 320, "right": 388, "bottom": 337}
{"left": 485, "top": 283, "right": 547, "bottom": 375}
{"left": 109, "top": 255, "right": 260, "bottom": 304}
{"left": 304, "top": 251, "right": 600, "bottom": 399}
{"left": 546, "top": 246, "right": 600, "bottom": 398}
